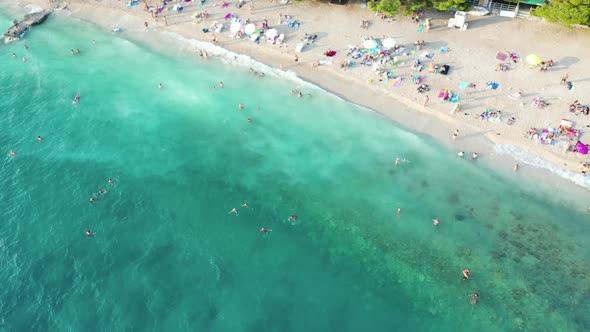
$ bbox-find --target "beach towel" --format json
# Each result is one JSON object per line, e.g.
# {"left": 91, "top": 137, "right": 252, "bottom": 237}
{"left": 126, "top": 0, "right": 139, "bottom": 7}
{"left": 324, "top": 50, "right": 337, "bottom": 57}
{"left": 486, "top": 81, "right": 499, "bottom": 90}
{"left": 450, "top": 93, "right": 460, "bottom": 104}
{"left": 440, "top": 47, "right": 448, "bottom": 54}
{"left": 496, "top": 52, "right": 508, "bottom": 61}
{"left": 417, "top": 24, "right": 425, "bottom": 33}
{"left": 393, "top": 78, "right": 403, "bottom": 87}
{"left": 224, "top": 13, "right": 233, "bottom": 20}
{"left": 460, "top": 81, "right": 469, "bottom": 90}
{"left": 566, "top": 81, "right": 575, "bottom": 90}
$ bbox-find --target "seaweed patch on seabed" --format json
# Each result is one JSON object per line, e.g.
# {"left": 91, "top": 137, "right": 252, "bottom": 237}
{"left": 447, "top": 192, "right": 460, "bottom": 204}
{"left": 454, "top": 213, "right": 465, "bottom": 221}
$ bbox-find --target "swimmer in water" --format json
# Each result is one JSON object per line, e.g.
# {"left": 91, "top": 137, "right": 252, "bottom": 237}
{"left": 9, "top": 150, "right": 16, "bottom": 156}
{"left": 12, "top": 52, "right": 17, "bottom": 58}
{"left": 457, "top": 151, "right": 464, "bottom": 157}
{"left": 433, "top": 218, "right": 440, "bottom": 225}
{"left": 289, "top": 215, "right": 298, "bottom": 225}
{"left": 239, "top": 103, "right": 244, "bottom": 110}
{"left": 98, "top": 189, "right": 107, "bottom": 195}
{"left": 395, "top": 158, "right": 400, "bottom": 167}
{"left": 462, "top": 269, "right": 471, "bottom": 280}
{"left": 472, "top": 152, "right": 478, "bottom": 160}
{"left": 242, "top": 203, "right": 249, "bottom": 208}
{"left": 90, "top": 196, "right": 97, "bottom": 203}
{"left": 228, "top": 208, "right": 238, "bottom": 216}
{"left": 158, "top": 83, "right": 163, "bottom": 89}
{"left": 290, "top": 90, "right": 296, "bottom": 95}
{"left": 219, "top": 81, "right": 224, "bottom": 88}
{"left": 24, "top": 44, "right": 29, "bottom": 50}
{"left": 514, "top": 163, "right": 519, "bottom": 172}
{"left": 108, "top": 179, "right": 115, "bottom": 185}
{"left": 22, "top": 57, "right": 27, "bottom": 62}
{"left": 247, "top": 117, "right": 252, "bottom": 123}
{"left": 397, "top": 208, "right": 401, "bottom": 216}
{"left": 471, "top": 293, "right": 479, "bottom": 305}
{"left": 37, "top": 136, "right": 43, "bottom": 142}
{"left": 259, "top": 227, "right": 272, "bottom": 234}
{"left": 85, "top": 230, "right": 94, "bottom": 237}
{"left": 298, "top": 92, "right": 303, "bottom": 98}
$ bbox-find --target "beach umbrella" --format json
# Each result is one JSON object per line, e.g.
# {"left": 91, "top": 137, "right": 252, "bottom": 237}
{"left": 382, "top": 37, "right": 397, "bottom": 49}
{"left": 230, "top": 21, "right": 241, "bottom": 33}
{"left": 244, "top": 23, "right": 256, "bottom": 35}
{"left": 363, "top": 39, "right": 378, "bottom": 49}
{"left": 576, "top": 141, "right": 589, "bottom": 155}
{"left": 526, "top": 54, "right": 542, "bottom": 66}
{"left": 265, "top": 28, "right": 278, "bottom": 39}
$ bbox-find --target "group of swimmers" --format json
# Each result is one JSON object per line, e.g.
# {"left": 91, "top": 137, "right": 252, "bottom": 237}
{"left": 228, "top": 203, "right": 298, "bottom": 233}
{"left": 457, "top": 151, "right": 478, "bottom": 159}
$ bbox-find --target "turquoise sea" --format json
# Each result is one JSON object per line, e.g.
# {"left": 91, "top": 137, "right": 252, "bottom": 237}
{"left": 1, "top": 7, "right": 589, "bottom": 331}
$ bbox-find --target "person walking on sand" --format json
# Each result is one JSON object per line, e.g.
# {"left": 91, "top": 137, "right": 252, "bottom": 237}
{"left": 144, "top": 21, "right": 149, "bottom": 29}
{"left": 514, "top": 163, "right": 519, "bottom": 172}
{"left": 423, "top": 95, "right": 429, "bottom": 107}
{"left": 228, "top": 208, "right": 238, "bottom": 216}
{"left": 453, "top": 129, "right": 459, "bottom": 140}
{"left": 164, "top": 16, "right": 168, "bottom": 26}
{"left": 561, "top": 73, "right": 568, "bottom": 85}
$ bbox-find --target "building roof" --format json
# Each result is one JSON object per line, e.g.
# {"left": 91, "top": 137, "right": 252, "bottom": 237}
{"left": 520, "top": 0, "right": 545, "bottom": 6}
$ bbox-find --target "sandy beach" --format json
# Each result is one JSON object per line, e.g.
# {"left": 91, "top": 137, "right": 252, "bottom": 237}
{"left": 11, "top": 0, "right": 590, "bottom": 186}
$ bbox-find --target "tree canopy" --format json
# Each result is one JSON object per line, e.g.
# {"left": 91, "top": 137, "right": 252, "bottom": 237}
{"left": 532, "top": 0, "right": 590, "bottom": 26}
{"left": 368, "top": 0, "right": 402, "bottom": 16}
{"left": 430, "top": 0, "right": 471, "bottom": 11}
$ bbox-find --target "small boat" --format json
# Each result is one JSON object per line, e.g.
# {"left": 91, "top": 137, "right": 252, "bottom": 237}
{"left": 72, "top": 93, "right": 80, "bottom": 105}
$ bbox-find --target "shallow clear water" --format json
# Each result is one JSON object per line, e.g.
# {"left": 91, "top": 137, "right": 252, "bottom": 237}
{"left": 1, "top": 8, "right": 589, "bottom": 332}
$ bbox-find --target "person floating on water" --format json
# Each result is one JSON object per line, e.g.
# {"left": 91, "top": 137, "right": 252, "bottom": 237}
{"left": 289, "top": 215, "right": 298, "bottom": 225}
{"left": 12, "top": 53, "right": 17, "bottom": 58}
{"left": 397, "top": 208, "right": 401, "bottom": 216}
{"left": 395, "top": 158, "right": 400, "bottom": 167}
{"left": 457, "top": 151, "right": 464, "bottom": 157}
{"left": 90, "top": 196, "right": 97, "bottom": 203}
{"left": 463, "top": 269, "right": 472, "bottom": 279}
{"left": 37, "top": 136, "right": 43, "bottom": 142}
{"left": 158, "top": 83, "right": 163, "bottom": 89}
{"left": 247, "top": 117, "right": 252, "bottom": 123}
{"left": 98, "top": 189, "right": 107, "bottom": 195}
{"left": 239, "top": 103, "right": 244, "bottom": 110}
{"left": 514, "top": 163, "right": 519, "bottom": 172}
{"left": 259, "top": 227, "right": 272, "bottom": 234}
{"left": 472, "top": 152, "right": 478, "bottom": 160}
{"left": 219, "top": 81, "right": 224, "bottom": 88}
{"left": 108, "top": 179, "right": 115, "bottom": 185}
{"left": 228, "top": 208, "right": 238, "bottom": 216}
{"left": 433, "top": 218, "right": 440, "bottom": 225}
{"left": 9, "top": 150, "right": 16, "bottom": 157}
{"left": 471, "top": 293, "right": 479, "bottom": 305}
{"left": 85, "top": 230, "right": 94, "bottom": 237}
{"left": 242, "top": 203, "right": 249, "bottom": 208}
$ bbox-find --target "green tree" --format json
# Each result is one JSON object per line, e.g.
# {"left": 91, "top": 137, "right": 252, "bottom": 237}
{"left": 368, "top": 0, "right": 402, "bottom": 16}
{"left": 532, "top": 0, "right": 590, "bottom": 26}
{"left": 401, "top": 0, "right": 429, "bottom": 15}
{"left": 431, "top": 0, "right": 471, "bottom": 11}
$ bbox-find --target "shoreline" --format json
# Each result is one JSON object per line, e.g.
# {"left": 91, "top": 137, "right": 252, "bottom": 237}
{"left": 8, "top": 1, "right": 590, "bottom": 202}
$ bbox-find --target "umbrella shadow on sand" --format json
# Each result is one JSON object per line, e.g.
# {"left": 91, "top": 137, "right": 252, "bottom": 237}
{"left": 557, "top": 56, "right": 579, "bottom": 69}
